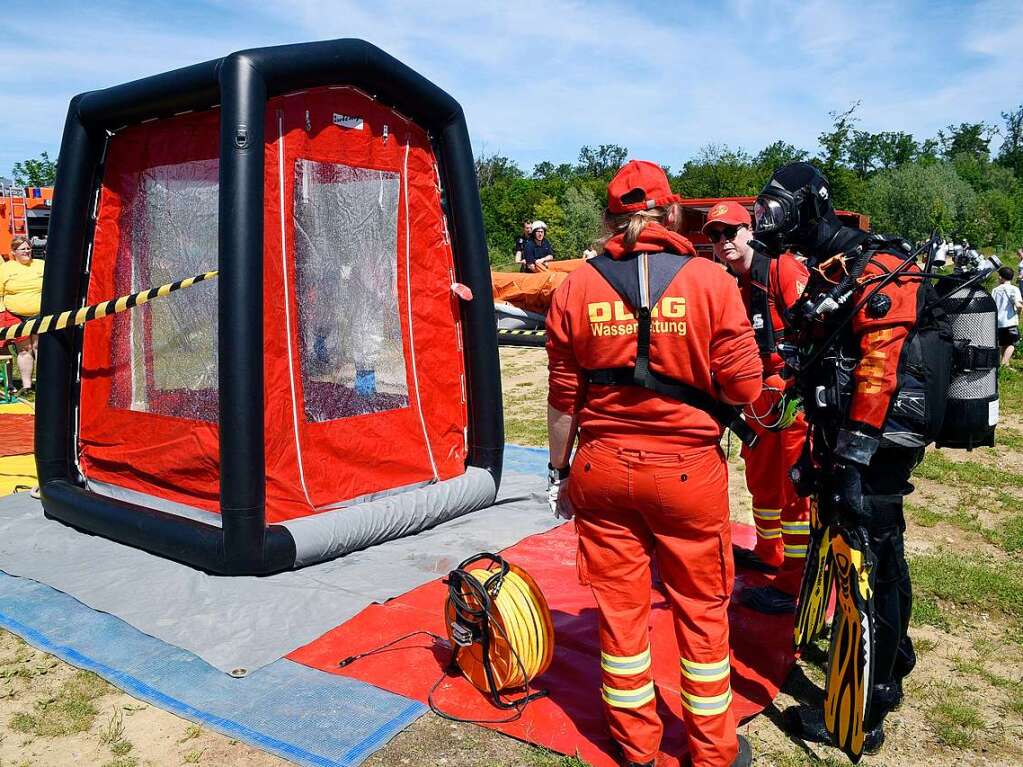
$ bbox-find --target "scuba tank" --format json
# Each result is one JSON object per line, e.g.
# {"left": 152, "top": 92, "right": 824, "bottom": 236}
{"left": 935, "top": 282, "right": 999, "bottom": 449}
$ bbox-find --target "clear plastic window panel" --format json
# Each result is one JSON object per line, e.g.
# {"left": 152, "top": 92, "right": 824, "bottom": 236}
{"left": 107, "top": 159, "right": 219, "bottom": 421}
{"left": 293, "top": 160, "right": 408, "bottom": 421}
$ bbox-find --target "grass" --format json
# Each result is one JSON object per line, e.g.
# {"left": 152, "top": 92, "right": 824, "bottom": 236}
{"left": 990, "top": 492, "right": 1023, "bottom": 553}
{"left": 916, "top": 450, "right": 1023, "bottom": 489}
{"left": 992, "top": 426, "right": 1023, "bottom": 451}
{"left": 1009, "top": 686, "right": 1023, "bottom": 716}
{"left": 101, "top": 758, "right": 139, "bottom": 767}
{"left": 182, "top": 748, "right": 206, "bottom": 764}
{"left": 926, "top": 691, "right": 985, "bottom": 749}
{"left": 504, "top": 416, "right": 547, "bottom": 446}
{"left": 524, "top": 748, "right": 588, "bottom": 766}
{"left": 906, "top": 501, "right": 943, "bottom": 528}
{"left": 909, "top": 550, "right": 1023, "bottom": 636}
{"left": 998, "top": 358, "right": 1023, "bottom": 413}
{"left": 911, "top": 595, "right": 950, "bottom": 630}
{"left": 99, "top": 707, "right": 125, "bottom": 744}
{"left": 8, "top": 670, "right": 111, "bottom": 737}
{"left": 178, "top": 723, "right": 202, "bottom": 743}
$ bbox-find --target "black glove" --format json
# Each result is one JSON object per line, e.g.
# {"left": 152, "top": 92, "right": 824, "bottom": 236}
{"left": 828, "top": 461, "right": 865, "bottom": 526}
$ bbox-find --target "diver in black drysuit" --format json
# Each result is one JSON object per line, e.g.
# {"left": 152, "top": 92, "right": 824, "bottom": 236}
{"left": 752, "top": 162, "right": 924, "bottom": 754}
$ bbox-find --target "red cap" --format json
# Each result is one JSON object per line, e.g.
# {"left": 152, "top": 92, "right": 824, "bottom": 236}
{"left": 701, "top": 200, "right": 752, "bottom": 233}
{"left": 607, "top": 160, "right": 682, "bottom": 214}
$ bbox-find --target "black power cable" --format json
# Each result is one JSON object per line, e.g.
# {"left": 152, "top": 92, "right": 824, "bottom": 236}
{"left": 337, "top": 553, "right": 549, "bottom": 725}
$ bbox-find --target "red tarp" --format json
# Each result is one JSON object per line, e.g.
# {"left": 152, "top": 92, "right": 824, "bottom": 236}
{"left": 290, "top": 521, "right": 794, "bottom": 766}
{"left": 0, "top": 414, "right": 33, "bottom": 457}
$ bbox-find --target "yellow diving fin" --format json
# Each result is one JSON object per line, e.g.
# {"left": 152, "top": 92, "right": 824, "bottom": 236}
{"left": 823, "top": 526, "right": 876, "bottom": 763}
{"left": 794, "top": 498, "right": 835, "bottom": 652}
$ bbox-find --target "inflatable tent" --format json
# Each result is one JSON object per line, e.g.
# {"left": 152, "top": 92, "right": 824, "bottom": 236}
{"left": 37, "top": 39, "right": 502, "bottom": 574}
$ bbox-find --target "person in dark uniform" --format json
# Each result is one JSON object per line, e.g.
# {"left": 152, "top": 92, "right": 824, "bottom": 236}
{"left": 752, "top": 162, "right": 926, "bottom": 755}
{"left": 522, "top": 220, "right": 554, "bottom": 272}
{"left": 514, "top": 220, "right": 531, "bottom": 269}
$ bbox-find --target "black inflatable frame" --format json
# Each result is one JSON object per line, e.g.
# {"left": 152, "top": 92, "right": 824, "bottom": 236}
{"left": 37, "top": 39, "right": 503, "bottom": 575}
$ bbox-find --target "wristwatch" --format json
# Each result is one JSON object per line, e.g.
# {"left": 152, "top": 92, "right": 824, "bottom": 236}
{"left": 547, "top": 462, "right": 570, "bottom": 480}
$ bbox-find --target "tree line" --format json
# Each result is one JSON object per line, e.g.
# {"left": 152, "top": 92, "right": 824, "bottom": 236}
{"left": 477, "top": 103, "right": 1023, "bottom": 269}
{"left": 11, "top": 103, "right": 1022, "bottom": 269}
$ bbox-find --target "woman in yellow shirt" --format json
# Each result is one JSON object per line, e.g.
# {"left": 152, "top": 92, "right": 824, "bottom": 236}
{"left": 0, "top": 236, "right": 45, "bottom": 393}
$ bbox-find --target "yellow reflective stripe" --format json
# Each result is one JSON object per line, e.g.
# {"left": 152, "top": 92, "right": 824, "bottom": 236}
{"left": 782, "top": 520, "right": 812, "bottom": 534}
{"left": 784, "top": 544, "right": 808, "bottom": 559}
{"left": 680, "top": 656, "right": 730, "bottom": 683}
{"left": 752, "top": 508, "right": 781, "bottom": 520}
{"left": 754, "top": 526, "right": 783, "bottom": 539}
{"left": 602, "top": 681, "right": 656, "bottom": 709}
{"left": 601, "top": 647, "right": 651, "bottom": 676}
{"left": 681, "top": 688, "right": 733, "bottom": 716}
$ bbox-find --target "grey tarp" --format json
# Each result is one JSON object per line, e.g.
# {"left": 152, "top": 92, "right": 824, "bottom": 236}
{"left": 0, "top": 470, "right": 561, "bottom": 675}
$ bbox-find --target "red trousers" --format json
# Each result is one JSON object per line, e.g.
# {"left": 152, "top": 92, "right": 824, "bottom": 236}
{"left": 740, "top": 413, "right": 811, "bottom": 595}
{"left": 569, "top": 438, "right": 738, "bottom": 767}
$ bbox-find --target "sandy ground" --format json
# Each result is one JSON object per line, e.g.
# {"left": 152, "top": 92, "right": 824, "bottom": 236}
{"left": 0, "top": 346, "right": 1021, "bottom": 766}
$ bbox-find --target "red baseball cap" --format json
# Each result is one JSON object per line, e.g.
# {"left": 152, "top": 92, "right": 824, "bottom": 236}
{"left": 607, "top": 160, "right": 682, "bottom": 214}
{"left": 701, "top": 200, "right": 752, "bottom": 233}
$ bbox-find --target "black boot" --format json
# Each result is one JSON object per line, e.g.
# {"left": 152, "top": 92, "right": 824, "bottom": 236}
{"left": 739, "top": 585, "right": 796, "bottom": 614}
{"left": 867, "top": 680, "right": 904, "bottom": 726}
{"left": 783, "top": 705, "right": 885, "bottom": 754}
{"left": 731, "top": 545, "right": 779, "bottom": 573}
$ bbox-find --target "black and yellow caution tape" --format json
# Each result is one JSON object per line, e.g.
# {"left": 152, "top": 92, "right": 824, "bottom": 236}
{"left": 497, "top": 328, "right": 546, "bottom": 348}
{"left": 0, "top": 270, "right": 218, "bottom": 342}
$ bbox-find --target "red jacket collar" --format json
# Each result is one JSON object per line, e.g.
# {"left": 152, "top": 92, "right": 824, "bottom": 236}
{"left": 603, "top": 223, "right": 697, "bottom": 260}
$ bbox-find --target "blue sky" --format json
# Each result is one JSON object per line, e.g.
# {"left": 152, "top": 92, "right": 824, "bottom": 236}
{"left": 2, "top": 0, "right": 1020, "bottom": 179}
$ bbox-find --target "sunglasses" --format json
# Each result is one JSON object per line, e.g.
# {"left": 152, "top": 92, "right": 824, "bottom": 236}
{"left": 706, "top": 224, "right": 744, "bottom": 243}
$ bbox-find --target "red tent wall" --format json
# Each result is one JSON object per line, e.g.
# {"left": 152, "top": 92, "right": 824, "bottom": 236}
{"left": 263, "top": 87, "right": 467, "bottom": 521}
{"left": 79, "top": 110, "right": 221, "bottom": 511}
{"left": 78, "top": 90, "right": 468, "bottom": 521}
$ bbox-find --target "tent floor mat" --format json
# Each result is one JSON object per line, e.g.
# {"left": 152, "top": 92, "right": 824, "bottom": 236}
{"left": 0, "top": 571, "right": 425, "bottom": 767}
{"left": 289, "top": 522, "right": 795, "bottom": 767}
{"left": 0, "top": 454, "right": 560, "bottom": 675}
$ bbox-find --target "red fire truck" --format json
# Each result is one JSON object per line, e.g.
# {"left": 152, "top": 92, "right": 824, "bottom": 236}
{"left": 0, "top": 183, "right": 53, "bottom": 258}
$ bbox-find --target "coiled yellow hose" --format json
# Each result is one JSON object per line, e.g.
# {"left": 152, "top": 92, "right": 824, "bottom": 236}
{"left": 446, "top": 561, "right": 554, "bottom": 694}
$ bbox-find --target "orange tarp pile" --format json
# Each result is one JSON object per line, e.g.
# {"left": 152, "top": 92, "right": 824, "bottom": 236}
{"left": 492, "top": 271, "right": 567, "bottom": 315}
{"left": 491, "top": 259, "right": 589, "bottom": 314}
{"left": 545, "top": 258, "right": 589, "bottom": 273}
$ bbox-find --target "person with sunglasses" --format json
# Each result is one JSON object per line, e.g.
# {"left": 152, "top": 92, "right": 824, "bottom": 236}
{"left": 701, "top": 201, "right": 811, "bottom": 614}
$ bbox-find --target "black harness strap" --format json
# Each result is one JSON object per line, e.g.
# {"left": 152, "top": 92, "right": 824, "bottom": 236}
{"left": 749, "top": 252, "right": 777, "bottom": 356}
{"left": 585, "top": 252, "right": 758, "bottom": 447}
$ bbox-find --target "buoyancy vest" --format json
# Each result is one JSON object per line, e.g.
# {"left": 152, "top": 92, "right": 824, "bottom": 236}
{"left": 790, "top": 237, "right": 999, "bottom": 449}
{"left": 583, "top": 251, "right": 758, "bottom": 447}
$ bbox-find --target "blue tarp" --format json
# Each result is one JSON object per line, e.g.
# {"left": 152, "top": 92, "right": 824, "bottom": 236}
{"left": 0, "top": 444, "right": 550, "bottom": 766}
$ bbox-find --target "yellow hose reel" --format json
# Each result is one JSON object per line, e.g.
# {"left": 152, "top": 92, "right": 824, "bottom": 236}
{"left": 444, "top": 553, "right": 554, "bottom": 709}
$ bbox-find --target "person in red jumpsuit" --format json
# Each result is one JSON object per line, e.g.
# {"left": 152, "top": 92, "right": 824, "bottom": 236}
{"left": 545, "top": 160, "right": 761, "bottom": 767}
{"left": 701, "top": 201, "right": 811, "bottom": 613}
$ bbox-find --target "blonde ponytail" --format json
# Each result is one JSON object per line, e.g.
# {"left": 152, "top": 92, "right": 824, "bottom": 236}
{"left": 599, "top": 207, "right": 667, "bottom": 251}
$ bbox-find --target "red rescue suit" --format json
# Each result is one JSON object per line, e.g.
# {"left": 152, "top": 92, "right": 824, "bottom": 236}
{"left": 846, "top": 253, "right": 920, "bottom": 432}
{"left": 547, "top": 224, "right": 762, "bottom": 766}
{"left": 737, "top": 253, "right": 811, "bottom": 595}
